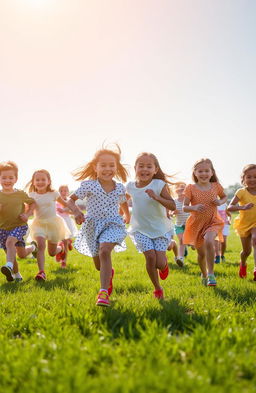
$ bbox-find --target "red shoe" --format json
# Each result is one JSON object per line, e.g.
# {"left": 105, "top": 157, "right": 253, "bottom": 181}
{"left": 239, "top": 264, "right": 247, "bottom": 278}
{"left": 153, "top": 288, "right": 164, "bottom": 299}
{"left": 56, "top": 242, "right": 65, "bottom": 262}
{"left": 35, "top": 270, "right": 46, "bottom": 281}
{"left": 96, "top": 290, "right": 110, "bottom": 307}
{"left": 159, "top": 263, "right": 169, "bottom": 280}
{"left": 68, "top": 239, "right": 73, "bottom": 251}
{"left": 108, "top": 268, "right": 115, "bottom": 296}
{"left": 61, "top": 261, "right": 67, "bottom": 269}
{"left": 254, "top": 270, "right": 256, "bottom": 281}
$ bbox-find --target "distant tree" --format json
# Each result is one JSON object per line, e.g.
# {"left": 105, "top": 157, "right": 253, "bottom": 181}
{"left": 225, "top": 183, "right": 241, "bottom": 202}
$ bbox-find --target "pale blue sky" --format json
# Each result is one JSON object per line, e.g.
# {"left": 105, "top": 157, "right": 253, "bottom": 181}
{"left": 0, "top": 0, "right": 255, "bottom": 191}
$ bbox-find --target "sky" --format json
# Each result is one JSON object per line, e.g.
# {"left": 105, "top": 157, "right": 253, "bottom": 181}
{"left": 0, "top": 0, "right": 255, "bottom": 191}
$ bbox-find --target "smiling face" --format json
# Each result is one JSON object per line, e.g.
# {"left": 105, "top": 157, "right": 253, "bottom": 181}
{"left": 243, "top": 168, "right": 256, "bottom": 190}
{"left": 0, "top": 170, "right": 17, "bottom": 192}
{"left": 135, "top": 155, "right": 158, "bottom": 185}
{"left": 193, "top": 162, "right": 213, "bottom": 185}
{"left": 175, "top": 183, "right": 186, "bottom": 197}
{"left": 94, "top": 154, "right": 117, "bottom": 182}
{"left": 59, "top": 186, "right": 69, "bottom": 199}
{"left": 33, "top": 171, "right": 50, "bottom": 193}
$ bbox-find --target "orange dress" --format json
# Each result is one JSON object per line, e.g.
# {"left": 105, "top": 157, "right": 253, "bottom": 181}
{"left": 183, "top": 183, "right": 225, "bottom": 248}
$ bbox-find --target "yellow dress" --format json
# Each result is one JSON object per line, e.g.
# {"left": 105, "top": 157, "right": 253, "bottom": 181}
{"left": 233, "top": 188, "right": 256, "bottom": 237}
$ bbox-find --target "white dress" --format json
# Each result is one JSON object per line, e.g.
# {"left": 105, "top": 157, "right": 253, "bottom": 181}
{"left": 74, "top": 180, "right": 127, "bottom": 257}
{"left": 56, "top": 202, "right": 78, "bottom": 238}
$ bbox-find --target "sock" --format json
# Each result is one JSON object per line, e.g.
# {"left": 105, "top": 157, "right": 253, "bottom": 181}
{"left": 13, "top": 272, "right": 22, "bottom": 279}
{"left": 30, "top": 244, "right": 36, "bottom": 252}
{"left": 6, "top": 261, "right": 13, "bottom": 269}
{"left": 100, "top": 288, "right": 108, "bottom": 293}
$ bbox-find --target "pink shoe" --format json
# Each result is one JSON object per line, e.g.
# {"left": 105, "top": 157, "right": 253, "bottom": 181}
{"left": 56, "top": 242, "right": 65, "bottom": 262}
{"left": 239, "top": 264, "right": 247, "bottom": 278}
{"left": 108, "top": 268, "right": 115, "bottom": 296}
{"left": 35, "top": 270, "right": 46, "bottom": 281}
{"left": 153, "top": 288, "right": 164, "bottom": 299}
{"left": 159, "top": 263, "right": 169, "bottom": 280}
{"left": 68, "top": 239, "right": 73, "bottom": 251}
{"left": 61, "top": 261, "right": 67, "bottom": 269}
{"left": 254, "top": 270, "right": 256, "bottom": 281}
{"left": 96, "top": 290, "right": 110, "bottom": 307}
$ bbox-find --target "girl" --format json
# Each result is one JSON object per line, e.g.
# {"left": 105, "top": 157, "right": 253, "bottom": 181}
{"left": 56, "top": 185, "right": 78, "bottom": 268}
{"left": 183, "top": 158, "right": 227, "bottom": 286}
{"left": 228, "top": 164, "right": 256, "bottom": 280}
{"left": 27, "top": 170, "right": 70, "bottom": 280}
{"left": 0, "top": 161, "right": 35, "bottom": 282}
{"left": 214, "top": 203, "right": 231, "bottom": 263}
{"left": 126, "top": 152, "right": 176, "bottom": 300}
{"left": 172, "top": 182, "right": 190, "bottom": 266}
{"left": 67, "top": 146, "right": 130, "bottom": 307}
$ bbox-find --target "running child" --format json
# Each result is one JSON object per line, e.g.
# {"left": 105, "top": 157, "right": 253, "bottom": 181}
{"left": 214, "top": 203, "right": 231, "bottom": 263}
{"left": 27, "top": 170, "right": 70, "bottom": 280}
{"left": 0, "top": 161, "right": 35, "bottom": 282}
{"left": 67, "top": 146, "right": 130, "bottom": 307}
{"left": 183, "top": 158, "right": 227, "bottom": 286}
{"left": 126, "top": 152, "right": 176, "bottom": 299}
{"left": 56, "top": 184, "right": 78, "bottom": 268}
{"left": 228, "top": 164, "right": 256, "bottom": 280}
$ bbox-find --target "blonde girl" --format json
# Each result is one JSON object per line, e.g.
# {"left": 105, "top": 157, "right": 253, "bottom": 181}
{"left": 67, "top": 146, "right": 130, "bottom": 307}
{"left": 228, "top": 164, "right": 256, "bottom": 280}
{"left": 126, "top": 152, "right": 176, "bottom": 300}
{"left": 183, "top": 158, "right": 227, "bottom": 286}
{"left": 27, "top": 170, "right": 70, "bottom": 280}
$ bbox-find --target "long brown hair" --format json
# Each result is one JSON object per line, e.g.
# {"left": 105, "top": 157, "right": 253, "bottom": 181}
{"left": 192, "top": 158, "right": 219, "bottom": 183}
{"left": 0, "top": 161, "right": 18, "bottom": 178}
{"left": 135, "top": 152, "right": 175, "bottom": 186}
{"left": 241, "top": 164, "right": 256, "bottom": 185}
{"left": 26, "top": 169, "right": 55, "bottom": 192}
{"left": 72, "top": 144, "right": 128, "bottom": 182}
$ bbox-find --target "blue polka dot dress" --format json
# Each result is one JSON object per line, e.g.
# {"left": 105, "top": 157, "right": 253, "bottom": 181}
{"left": 74, "top": 180, "right": 127, "bottom": 257}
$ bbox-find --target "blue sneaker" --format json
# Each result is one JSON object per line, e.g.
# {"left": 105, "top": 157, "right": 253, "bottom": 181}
{"left": 207, "top": 274, "right": 217, "bottom": 286}
{"left": 215, "top": 256, "right": 221, "bottom": 264}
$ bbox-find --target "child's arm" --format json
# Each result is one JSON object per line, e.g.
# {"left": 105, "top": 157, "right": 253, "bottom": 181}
{"left": 213, "top": 195, "right": 228, "bottom": 206}
{"left": 67, "top": 194, "right": 85, "bottom": 224}
{"left": 227, "top": 195, "right": 254, "bottom": 212}
{"left": 183, "top": 196, "right": 205, "bottom": 212}
{"left": 20, "top": 202, "right": 36, "bottom": 222}
{"left": 56, "top": 196, "right": 68, "bottom": 207}
{"left": 145, "top": 185, "right": 176, "bottom": 211}
{"left": 120, "top": 201, "right": 130, "bottom": 224}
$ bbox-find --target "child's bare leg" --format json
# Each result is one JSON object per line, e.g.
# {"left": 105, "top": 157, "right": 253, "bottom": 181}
{"left": 177, "top": 233, "right": 185, "bottom": 257}
{"left": 204, "top": 231, "right": 217, "bottom": 275}
{"left": 167, "top": 239, "right": 178, "bottom": 257}
{"left": 36, "top": 236, "right": 46, "bottom": 271}
{"left": 144, "top": 250, "right": 161, "bottom": 290}
{"left": 214, "top": 240, "right": 220, "bottom": 257}
{"left": 98, "top": 242, "right": 115, "bottom": 289}
{"left": 251, "top": 228, "right": 256, "bottom": 269}
{"left": 221, "top": 236, "right": 227, "bottom": 257}
{"left": 62, "top": 240, "right": 69, "bottom": 264}
{"left": 6, "top": 236, "right": 17, "bottom": 264}
{"left": 240, "top": 236, "right": 251, "bottom": 266}
{"left": 155, "top": 251, "right": 167, "bottom": 270}
{"left": 16, "top": 244, "right": 35, "bottom": 258}
{"left": 197, "top": 245, "right": 207, "bottom": 277}
{"left": 93, "top": 256, "right": 100, "bottom": 271}
{"left": 48, "top": 241, "right": 62, "bottom": 257}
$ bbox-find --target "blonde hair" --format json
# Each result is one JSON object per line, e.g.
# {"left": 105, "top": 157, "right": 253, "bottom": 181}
{"left": 59, "top": 184, "right": 69, "bottom": 193}
{"left": 72, "top": 144, "right": 128, "bottom": 182}
{"left": 241, "top": 164, "right": 256, "bottom": 185}
{"left": 192, "top": 158, "right": 219, "bottom": 183}
{"left": 0, "top": 161, "right": 18, "bottom": 178}
{"left": 135, "top": 152, "right": 175, "bottom": 187}
{"left": 26, "top": 170, "right": 55, "bottom": 192}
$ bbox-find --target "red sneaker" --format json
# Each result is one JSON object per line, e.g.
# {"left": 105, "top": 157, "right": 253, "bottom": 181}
{"left": 61, "top": 261, "right": 67, "bottom": 269}
{"left": 108, "top": 268, "right": 115, "bottom": 296}
{"left": 153, "top": 288, "right": 164, "bottom": 299}
{"left": 56, "top": 242, "right": 65, "bottom": 262}
{"left": 35, "top": 270, "right": 46, "bottom": 281}
{"left": 159, "top": 263, "right": 169, "bottom": 280}
{"left": 96, "top": 290, "right": 110, "bottom": 307}
{"left": 68, "top": 239, "right": 73, "bottom": 251}
{"left": 239, "top": 264, "right": 247, "bottom": 278}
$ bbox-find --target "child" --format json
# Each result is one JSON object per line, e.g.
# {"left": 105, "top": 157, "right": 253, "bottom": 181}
{"left": 172, "top": 182, "right": 190, "bottom": 266}
{"left": 56, "top": 185, "right": 78, "bottom": 268}
{"left": 214, "top": 203, "right": 231, "bottom": 263}
{"left": 183, "top": 158, "right": 227, "bottom": 286}
{"left": 126, "top": 152, "right": 176, "bottom": 299}
{"left": 67, "top": 146, "right": 130, "bottom": 307}
{"left": 228, "top": 164, "right": 256, "bottom": 280}
{"left": 27, "top": 170, "right": 70, "bottom": 280}
{"left": 0, "top": 161, "right": 35, "bottom": 282}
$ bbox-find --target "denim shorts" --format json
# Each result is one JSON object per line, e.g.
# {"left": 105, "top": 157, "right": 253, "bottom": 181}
{"left": 0, "top": 225, "right": 28, "bottom": 250}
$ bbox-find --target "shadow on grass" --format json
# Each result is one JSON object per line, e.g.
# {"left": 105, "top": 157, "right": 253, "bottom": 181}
{"left": 34, "top": 276, "right": 75, "bottom": 291}
{"left": 54, "top": 266, "right": 80, "bottom": 275}
{"left": 214, "top": 287, "right": 256, "bottom": 305}
{"left": 115, "top": 283, "right": 148, "bottom": 294}
{"left": 0, "top": 280, "right": 27, "bottom": 293}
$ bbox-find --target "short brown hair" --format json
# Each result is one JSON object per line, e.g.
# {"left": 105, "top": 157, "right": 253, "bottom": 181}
{"left": 241, "top": 164, "right": 256, "bottom": 185}
{"left": 0, "top": 161, "right": 18, "bottom": 178}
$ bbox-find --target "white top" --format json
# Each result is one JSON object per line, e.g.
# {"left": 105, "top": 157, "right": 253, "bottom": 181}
{"left": 29, "top": 191, "right": 60, "bottom": 220}
{"left": 174, "top": 199, "right": 190, "bottom": 226}
{"left": 126, "top": 179, "right": 173, "bottom": 238}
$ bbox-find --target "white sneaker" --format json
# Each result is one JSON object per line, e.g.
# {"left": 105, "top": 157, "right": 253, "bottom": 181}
{"left": 175, "top": 256, "right": 184, "bottom": 267}
{"left": 1, "top": 265, "right": 14, "bottom": 282}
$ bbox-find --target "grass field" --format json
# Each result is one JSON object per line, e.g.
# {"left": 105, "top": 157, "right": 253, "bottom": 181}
{"left": 0, "top": 228, "right": 256, "bottom": 393}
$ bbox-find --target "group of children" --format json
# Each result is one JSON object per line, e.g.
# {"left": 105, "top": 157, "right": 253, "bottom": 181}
{"left": 0, "top": 147, "right": 255, "bottom": 307}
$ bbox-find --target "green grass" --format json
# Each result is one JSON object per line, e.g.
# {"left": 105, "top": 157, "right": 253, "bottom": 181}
{"left": 1, "top": 229, "right": 256, "bottom": 393}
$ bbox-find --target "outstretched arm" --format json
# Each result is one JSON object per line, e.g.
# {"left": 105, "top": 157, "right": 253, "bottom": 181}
{"left": 145, "top": 185, "right": 176, "bottom": 210}
{"left": 228, "top": 195, "right": 254, "bottom": 212}
{"left": 67, "top": 194, "right": 85, "bottom": 224}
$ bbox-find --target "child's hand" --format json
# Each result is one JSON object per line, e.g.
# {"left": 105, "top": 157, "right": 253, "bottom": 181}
{"left": 57, "top": 207, "right": 65, "bottom": 214}
{"left": 194, "top": 204, "right": 205, "bottom": 212}
{"left": 242, "top": 203, "right": 254, "bottom": 210}
{"left": 212, "top": 199, "right": 221, "bottom": 206}
{"left": 74, "top": 212, "right": 85, "bottom": 225}
{"left": 123, "top": 214, "right": 130, "bottom": 224}
{"left": 19, "top": 213, "right": 29, "bottom": 222}
{"left": 145, "top": 189, "right": 158, "bottom": 200}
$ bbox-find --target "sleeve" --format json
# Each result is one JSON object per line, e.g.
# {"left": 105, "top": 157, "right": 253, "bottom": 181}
{"left": 216, "top": 183, "right": 226, "bottom": 198}
{"left": 235, "top": 188, "right": 244, "bottom": 202}
{"left": 155, "top": 179, "right": 166, "bottom": 195}
{"left": 22, "top": 191, "right": 35, "bottom": 205}
{"left": 184, "top": 184, "right": 192, "bottom": 200}
{"left": 125, "top": 182, "right": 132, "bottom": 195}
{"left": 74, "top": 181, "right": 90, "bottom": 200}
